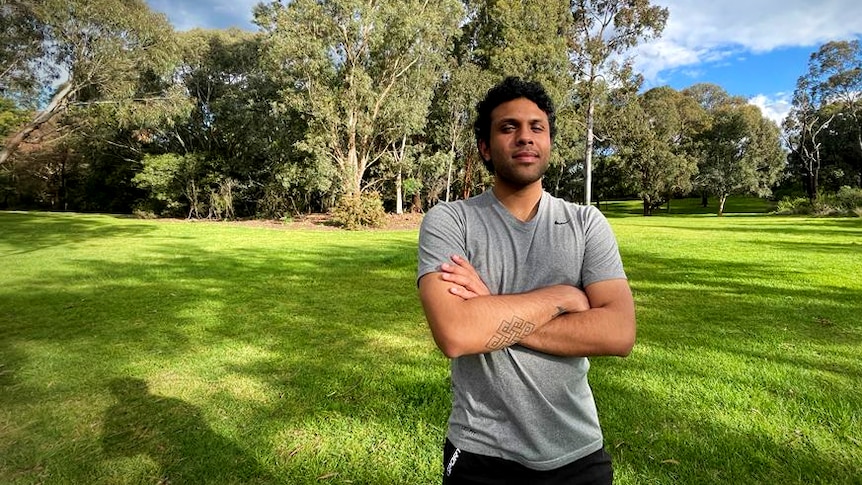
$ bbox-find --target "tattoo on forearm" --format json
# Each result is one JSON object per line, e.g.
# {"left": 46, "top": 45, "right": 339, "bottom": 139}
{"left": 486, "top": 316, "right": 536, "bottom": 351}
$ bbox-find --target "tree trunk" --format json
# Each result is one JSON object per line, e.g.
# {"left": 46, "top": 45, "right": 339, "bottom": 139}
{"left": 701, "top": 190, "right": 708, "bottom": 207}
{"left": 584, "top": 96, "right": 595, "bottom": 206}
{"left": 411, "top": 189, "right": 422, "bottom": 213}
{"left": 718, "top": 193, "right": 728, "bottom": 216}
{"left": 0, "top": 82, "right": 75, "bottom": 167}
{"left": 395, "top": 169, "right": 403, "bottom": 214}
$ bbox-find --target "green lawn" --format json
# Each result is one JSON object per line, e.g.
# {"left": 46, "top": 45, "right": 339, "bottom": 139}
{"left": 1, "top": 209, "right": 860, "bottom": 484}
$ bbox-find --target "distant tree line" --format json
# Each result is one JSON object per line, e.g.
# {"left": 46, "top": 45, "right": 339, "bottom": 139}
{"left": 1, "top": 0, "right": 860, "bottom": 223}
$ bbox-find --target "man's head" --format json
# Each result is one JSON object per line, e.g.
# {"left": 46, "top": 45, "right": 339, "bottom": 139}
{"left": 473, "top": 76, "right": 557, "bottom": 174}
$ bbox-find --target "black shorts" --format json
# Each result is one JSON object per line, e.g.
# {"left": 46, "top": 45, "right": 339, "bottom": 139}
{"left": 442, "top": 438, "right": 613, "bottom": 485}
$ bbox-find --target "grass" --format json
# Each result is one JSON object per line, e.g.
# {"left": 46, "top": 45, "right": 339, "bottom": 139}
{"left": 1, "top": 205, "right": 860, "bottom": 484}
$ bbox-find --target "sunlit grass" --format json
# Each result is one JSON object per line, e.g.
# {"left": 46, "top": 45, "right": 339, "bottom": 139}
{"left": 1, "top": 209, "right": 860, "bottom": 484}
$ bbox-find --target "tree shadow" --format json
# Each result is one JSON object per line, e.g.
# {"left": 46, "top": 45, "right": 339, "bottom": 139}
{"left": 0, "top": 211, "right": 156, "bottom": 256}
{"left": 101, "top": 377, "right": 277, "bottom": 484}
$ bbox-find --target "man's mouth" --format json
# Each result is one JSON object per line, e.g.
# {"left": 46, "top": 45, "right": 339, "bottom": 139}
{"left": 514, "top": 151, "right": 540, "bottom": 160}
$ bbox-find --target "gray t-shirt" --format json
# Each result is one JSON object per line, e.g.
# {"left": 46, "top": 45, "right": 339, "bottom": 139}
{"left": 417, "top": 190, "right": 627, "bottom": 470}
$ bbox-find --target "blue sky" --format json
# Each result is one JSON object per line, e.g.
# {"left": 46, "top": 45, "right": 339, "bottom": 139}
{"left": 144, "top": 0, "right": 862, "bottom": 124}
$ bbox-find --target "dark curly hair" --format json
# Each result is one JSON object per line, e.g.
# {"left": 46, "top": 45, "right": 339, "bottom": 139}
{"left": 473, "top": 76, "right": 557, "bottom": 173}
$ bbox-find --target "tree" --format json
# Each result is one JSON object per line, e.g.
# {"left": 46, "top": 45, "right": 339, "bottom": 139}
{"left": 683, "top": 83, "right": 741, "bottom": 206}
{"left": 783, "top": 87, "right": 833, "bottom": 201}
{"left": 785, "top": 40, "right": 862, "bottom": 198}
{"left": 426, "top": 62, "right": 491, "bottom": 205}
{"left": 0, "top": 0, "right": 183, "bottom": 167}
{"left": 568, "top": 0, "right": 668, "bottom": 205}
{"left": 610, "top": 86, "right": 700, "bottom": 215}
{"left": 700, "top": 102, "right": 785, "bottom": 215}
{"left": 0, "top": 0, "right": 48, "bottom": 102}
{"left": 256, "top": 0, "right": 462, "bottom": 205}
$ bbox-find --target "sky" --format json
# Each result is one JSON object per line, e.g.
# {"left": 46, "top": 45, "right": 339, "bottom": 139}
{"left": 144, "top": 0, "right": 862, "bottom": 125}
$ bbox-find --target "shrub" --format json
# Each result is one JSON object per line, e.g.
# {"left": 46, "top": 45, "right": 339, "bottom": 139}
{"left": 775, "top": 197, "right": 812, "bottom": 215}
{"left": 832, "top": 186, "right": 862, "bottom": 212}
{"left": 330, "top": 191, "right": 386, "bottom": 229}
{"left": 775, "top": 188, "right": 862, "bottom": 217}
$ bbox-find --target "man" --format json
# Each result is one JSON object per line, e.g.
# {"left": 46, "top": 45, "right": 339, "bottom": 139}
{"left": 417, "top": 76, "right": 635, "bottom": 484}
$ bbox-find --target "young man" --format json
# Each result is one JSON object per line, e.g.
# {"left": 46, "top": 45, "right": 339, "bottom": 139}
{"left": 417, "top": 77, "right": 635, "bottom": 484}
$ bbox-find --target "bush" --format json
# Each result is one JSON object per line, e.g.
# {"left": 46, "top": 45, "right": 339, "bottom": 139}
{"left": 330, "top": 191, "right": 386, "bottom": 229}
{"left": 775, "top": 197, "right": 812, "bottom": 215}
{"left": 775, "top": 187, "right": 862, "bottom": 217}
{"left": 831, "top": 186, "right": 862, "bottom": 212}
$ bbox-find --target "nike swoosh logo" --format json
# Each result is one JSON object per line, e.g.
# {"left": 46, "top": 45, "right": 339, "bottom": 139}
{"left": 554, "top": 219, "right": 571, "bottom": 225}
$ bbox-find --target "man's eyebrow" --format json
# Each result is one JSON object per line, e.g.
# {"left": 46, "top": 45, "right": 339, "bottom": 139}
{"left": 495, "top": 116, "right": 547, "bottom": 125}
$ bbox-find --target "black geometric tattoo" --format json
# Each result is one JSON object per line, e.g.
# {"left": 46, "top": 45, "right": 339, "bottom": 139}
{"left": 486, "top": 316, "right": 536, "bottom": 350}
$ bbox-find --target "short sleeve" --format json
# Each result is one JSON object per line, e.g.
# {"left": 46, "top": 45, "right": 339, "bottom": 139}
{"left": 580, "top": 206, "right": 626, "bottom": 287}
{"left": 417, "top": 202, "right": 467, "bottom": 285}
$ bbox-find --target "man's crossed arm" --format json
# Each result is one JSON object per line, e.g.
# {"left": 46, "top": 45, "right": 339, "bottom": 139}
{"left": 418, "top": 255, "right": 635, "bottom": 358}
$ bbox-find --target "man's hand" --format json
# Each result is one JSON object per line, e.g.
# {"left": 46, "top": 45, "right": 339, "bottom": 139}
{"left": 440, "top": 254, "right": 590, "bottom": 314}
{"left": 439, "top": 255, "right": 490, "bottom": 299}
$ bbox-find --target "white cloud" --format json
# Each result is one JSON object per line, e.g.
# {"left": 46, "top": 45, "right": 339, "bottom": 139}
{"left": 635, "top": 0, "right": 862, "bottom": 85}
{"left": 748, "top": 93, "right": 793, "bottom": 126}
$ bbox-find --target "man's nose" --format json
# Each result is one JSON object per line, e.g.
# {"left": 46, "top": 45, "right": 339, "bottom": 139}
{"left": 516, "top": 128, "right": 534, "bottom": 145}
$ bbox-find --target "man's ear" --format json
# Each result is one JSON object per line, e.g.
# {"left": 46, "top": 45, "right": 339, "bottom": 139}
{"left": 477, "top": 139, "right": 490, "bottom": 163}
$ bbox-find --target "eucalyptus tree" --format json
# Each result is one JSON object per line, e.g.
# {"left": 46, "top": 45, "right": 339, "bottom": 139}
{"left": 700, "top": 102, "right": 785, "bottom": 215}
{"left": 568, "top": 0, "right": 668, "bottom": 205}
{"left": 256, "top": 0, "right": 462, "bottom": 208}
{"left": 784, "top": 40, "right": 862, "bottom": 199}
{"left": 426, "top": 62, "right": 491, "bottom": 205}
{"left": 0, "top": 0, "right": 185, "bottom": 168}
{"left": 152, "top": 28, "right": 300, "bottom": 218}
{"left": 0, "top": 0, "right": 46, "bottom": 102}
{"left": 683, "top": 83, "right": 741, "bottom": 206}
{"left": 610, "top": 86, "right": 700, "bottom": 215}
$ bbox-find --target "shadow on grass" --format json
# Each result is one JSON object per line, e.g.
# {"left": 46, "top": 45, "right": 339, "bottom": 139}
{"left": 596, "top": 366, "right": 860, "bottom": 483}
{"left": 0, "top": 211, "right": 157, "bottom": 256}
{"left": 0, "top": 214, "right": 448, "bottom": 482}
{"left": 3, "top": 212, "right": 859, "bottom": 483}
{"left": 102, "top": 377, "right": 276, "bottom": 484}
{"left": 596, "top": 239, "right": 861, "bottom": 482}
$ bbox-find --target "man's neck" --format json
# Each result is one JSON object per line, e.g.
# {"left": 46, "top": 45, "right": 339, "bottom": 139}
{"left": 492, "top": 179, "right": 543, "bottom": 222}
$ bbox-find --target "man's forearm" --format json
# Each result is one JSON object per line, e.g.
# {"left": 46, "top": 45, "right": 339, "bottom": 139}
{"left": 518, "top": 279, "right": 636, "bottom": 357}
{"left": 419, "top": 274, "right": 583, "bottom": 358}
{"left": 518, "top": 307, "right": 635, "bottom": 357}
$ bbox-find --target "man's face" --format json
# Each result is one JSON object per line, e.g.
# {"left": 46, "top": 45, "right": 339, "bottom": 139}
{"left": 479, "top": 97, "right": 552, "bottom": 189}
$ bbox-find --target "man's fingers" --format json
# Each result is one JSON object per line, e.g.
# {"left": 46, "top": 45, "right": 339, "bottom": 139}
{"left": 450, "top": 254, "right": 477, "bottom": 271}
{"left": 449, "top": 285, "right": 479, "bottom": 299}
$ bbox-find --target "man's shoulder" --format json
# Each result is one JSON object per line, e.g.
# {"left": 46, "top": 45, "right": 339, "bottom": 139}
{"left": 543, "top": 192, "right": 599, "bottom": 214}
{"left": 425, "top": 191, "right": 493, "bottom": 218}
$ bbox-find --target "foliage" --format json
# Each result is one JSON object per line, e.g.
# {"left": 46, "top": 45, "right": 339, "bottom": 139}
{"left": 783, "top": 40, "right": 862, "bottom": 201}
{"left": 0, "top": 0, "right": 48, "bottom": 102}
{"left": 329, "top": 191, "right": 387, "bottom": 229}
{"left": 568, "top": 0, "right": 669, "bottom": 205}
{"left": 0, "top": 97, "right": 29, "bottom": 137}
{"left": 609, "top": 86, "right": 701, "bottom": 215}
{"left": 4, "top": 1, "right": 860, "bottom": 221}
{"left": 1, "top": 0, "right": 186, "bottom": 167}
{"left": 133, "top": 153, "right": 202, "bottom": 217}
{"left": 776, "top": 186, "right": 862, "bottom": 216}
{"left": 256, "top": 0, "right": 462, "bottom": 199}
{"left": 690, "top": 85, "right": 785, "bottom": 215}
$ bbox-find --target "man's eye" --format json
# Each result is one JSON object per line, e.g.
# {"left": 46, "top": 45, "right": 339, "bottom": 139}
{"left": 532, "top": 125, "right": 545, "bottom": 132}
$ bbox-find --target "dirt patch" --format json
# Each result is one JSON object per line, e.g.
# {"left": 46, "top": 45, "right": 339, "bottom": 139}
{"left": 214, "top": 212, "right": 425, "bottom": 231}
